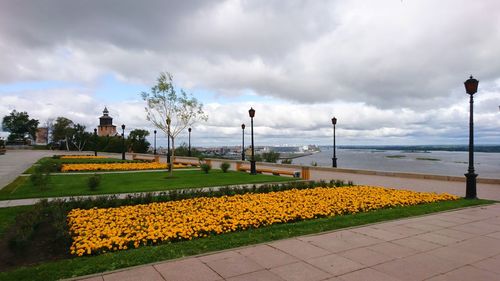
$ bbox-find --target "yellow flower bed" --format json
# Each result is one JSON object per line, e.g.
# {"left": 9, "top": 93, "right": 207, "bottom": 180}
{"left": 67, "top": 186, "right": 458, "bottom": 256}
{"left": 61, "top": 162, "right": 169, "bottom": 172}
{"left": 60, "top": 155, "right": 108, "bottom": 159}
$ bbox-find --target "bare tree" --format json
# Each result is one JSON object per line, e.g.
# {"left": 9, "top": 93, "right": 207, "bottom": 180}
{"left": 141, "top": 72, "right": 207, "bottom": 176}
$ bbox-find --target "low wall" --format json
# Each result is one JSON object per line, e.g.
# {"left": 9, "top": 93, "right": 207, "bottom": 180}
{"left": 173, "top": 156, "right": 500, "bottom": 185}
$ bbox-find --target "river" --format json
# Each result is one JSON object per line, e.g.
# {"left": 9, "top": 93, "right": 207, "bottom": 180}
{"left": 292, "top": 148, "right": 500, "bottom": 179}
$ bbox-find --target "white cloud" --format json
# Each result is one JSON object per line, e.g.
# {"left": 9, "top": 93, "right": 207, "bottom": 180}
{"left": 1, "top": 0, "right": 500, "bottom": 145}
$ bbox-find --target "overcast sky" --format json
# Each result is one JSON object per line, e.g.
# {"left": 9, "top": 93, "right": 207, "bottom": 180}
{"left": 1, "top": 0, "right": 499, "bottom": 147}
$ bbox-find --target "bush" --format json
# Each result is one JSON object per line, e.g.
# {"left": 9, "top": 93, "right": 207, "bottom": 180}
{"left": 87, "top": 174, "right": 101, "bottom": 191}
{"left": 281, "top": 159, "right": 292, "bottom": 164}
{"left": 262, "top": 151, "right": 280, "bottom": 163}
{"left": 30, "top": 165, "right": 51, "bottom": 191}
{"left": 220, "top": 162, "right": 230, "bottom": 173}
{"left": 311, "top": 161, "right": 318, "bottom": 166}
{"left": 200, "top": 163, "right": 212, "bottom": 174}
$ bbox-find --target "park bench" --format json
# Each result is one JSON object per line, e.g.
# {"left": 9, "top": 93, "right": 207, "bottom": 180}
{"left": 238, "top": 166, "right": 299, "bottom": 177}
{"left": 132, "top": 153, "right": 160, "bottom": 162}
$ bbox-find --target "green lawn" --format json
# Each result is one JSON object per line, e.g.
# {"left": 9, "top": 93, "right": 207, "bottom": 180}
{"left": 0, "top": 198, "right": 493, "bottom": 281}
{"left": 0, "top": 170, "right": 295, "bottom": 200}
{"left": 23, "top": 157, "right": 139, "bottom": 174}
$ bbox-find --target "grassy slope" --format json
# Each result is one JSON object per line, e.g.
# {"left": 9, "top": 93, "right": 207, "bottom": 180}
{"left": 0, "top": 198, "right": 493, "bottom": 281}
{"left": 0, "top": 170, "right": 294, "bottom": 200}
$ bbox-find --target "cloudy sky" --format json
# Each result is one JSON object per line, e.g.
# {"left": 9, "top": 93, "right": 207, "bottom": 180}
{"left": 1, "top": 0, "right": 499, "bottom": 147}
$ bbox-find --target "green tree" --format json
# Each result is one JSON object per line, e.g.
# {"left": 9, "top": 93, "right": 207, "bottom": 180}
{"left": 262, "top": 151, "right": 280, "bottom": 163}
{"left": 141, "top": 72, "right": 208, "bottom": 176}
{"left": 174, "top": 142, "right": 202, "bottom": 157}
{"left": 51, "top": 117, "right": 74, "bottom": 150}
{"left": 127, "top": 129, "right": 150, "bottom": 153}
{"left": 70, "top": 123, "right": 91, "bottom": 151}
{"left": 2, "top": 110, "right": 39, "bottom": 143}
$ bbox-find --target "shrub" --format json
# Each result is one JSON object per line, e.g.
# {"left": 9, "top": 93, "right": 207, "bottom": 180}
{"left": 262, "top": 151, "right": 280, "bottom": 163}
{"left": 30, "top": 165, "right": 51, "bottom": 191}
{"left": 87, "top": 174, "right": 101, "bottom": 191}
{"left": 311, "top": 161, "right": 318, "bottom": 166}
{"left": 220, "top": 162, "right": 230, "bottom": 173}
{"left": 281, "top": 159, "right": 293, "bottom": 164}
{"left": 200, "top": 163, "right": 211, "bottom": 174}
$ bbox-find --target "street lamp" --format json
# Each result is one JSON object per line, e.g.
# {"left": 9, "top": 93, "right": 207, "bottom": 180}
{"left": 93, "top": 128, "right": 98, "bottom": 156}
{"left": 166, "top": 117, "right": 171, "bottom": 171}
{"left": 188, "top": 127, "right": 192, "bottom": 157}
{"left": 153, "top": 130, "right": 157, "bottom": 155}
{"left": 121, "top": 124, "right": 126, "bottom": 160}
{"left": 331, "top": 117, "right": 337, "bottom": 168}
{"left": 241, "top": 124, "right": 246, "bottom": 161}
{"left": 464, "top": 75, "right": 479, "bottom": 199}
{"left": 249, "top": 108, "right": 256, "bottom": 175}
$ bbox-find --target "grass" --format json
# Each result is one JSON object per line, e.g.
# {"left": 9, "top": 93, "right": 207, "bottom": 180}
{"left": 386, "top": 155, "right": 406, "bottom": 159}
{"left": 23, "top": 157, "right": 139, "bottom": 174}
{"left": 416, "top": 157, "right": 441, "bottom": 161}
{"left": 0, "top": 170, "right": 295, "bottom": 200}
{"left": 0, "top": 205, "right": 33, "bottom": 237}
{"left": 0, "top": 198, "right": 493, "bottom": 281}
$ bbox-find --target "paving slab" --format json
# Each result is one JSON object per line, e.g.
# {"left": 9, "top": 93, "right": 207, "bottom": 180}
{"left": 269, "top": 261, "right": 332, "bottom": 281}
{"left": 154, "top": 258, "right": 222, "bottom": 281}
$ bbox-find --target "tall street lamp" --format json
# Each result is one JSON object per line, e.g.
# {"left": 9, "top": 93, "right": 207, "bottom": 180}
{"left": 188, "top": 127, "right": 192, "bottom": 157}
{"left": 93, "top": 128, "right": 98, "bottom": 156}
{"left": 166, "top": 117, "right": 171, "bottom": 171}
{"left": 331, "top": 117, "right": 337, "bottom": 168}
{"left": 241, "top": 124, "right": 246, "bottom": 161}
{"left": 464, "top": 75, "right": 479, "bottom": 199}
{"left": 153, "top": 130, "right": 157, "bottom": 155}
{"left": 121, "top": 124, "right": 126, "bottom": 160}
{"left": 249, "top": 108, "right": 256, "bottom": 175}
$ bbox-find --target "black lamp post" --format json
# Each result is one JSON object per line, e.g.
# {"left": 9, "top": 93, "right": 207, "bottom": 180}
{"left": 249, "top": 108, "right": 256, "bottom": 175}
{"left": 121, "top": 124, "right": 126, "bottom": 160}
{"left": 166, "top": 117, "right": 171, "bottom": 171}
{"left": 153, "top": 130, "right": 157, "bottom": 155}
{"left": 93, "top": 128, "right": 98, "bottom": 156}
{"left": 464, "top": 75, "right": 479, "bottom": 199}
{"left": 331, "top": 117, "right": 337, "bottom": 168}
{"left": 188, "top": 127, "right": 192, "bottom": 157}
{"left": 241, "top": 124, "right": 246, "bottom": 161}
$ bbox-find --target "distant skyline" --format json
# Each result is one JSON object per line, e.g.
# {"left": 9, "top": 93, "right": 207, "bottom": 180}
{"left": 1, "top": 0, "right": 500, "bottom": 147}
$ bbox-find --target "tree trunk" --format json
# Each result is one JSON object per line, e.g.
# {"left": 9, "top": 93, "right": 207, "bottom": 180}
{"left": 65, "top": 136, "right": 69, "bottom": 151}
{"left": 170, "top": 137, "right": 175, "bottom": 177}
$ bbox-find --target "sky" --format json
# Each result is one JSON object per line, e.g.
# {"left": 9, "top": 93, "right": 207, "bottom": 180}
{"left": 1, "top": 0, "right": 499, "bottom": 147}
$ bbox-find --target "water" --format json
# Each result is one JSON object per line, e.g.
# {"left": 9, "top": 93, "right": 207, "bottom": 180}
{"left": 292, "top": 149, "right": 500, "bottom": 179}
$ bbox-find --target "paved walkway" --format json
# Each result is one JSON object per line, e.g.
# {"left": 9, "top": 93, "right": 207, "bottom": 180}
{"left": 71, "top": 203, "right": 500, "bottom": 281}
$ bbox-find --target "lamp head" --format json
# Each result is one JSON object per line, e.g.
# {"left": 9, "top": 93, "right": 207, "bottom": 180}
{"left": 248, "top": 107, "right": 255, "bottom": 118}
{"left": 331, "top": 117, "right": 337, "bottom": 125}
{"left": 241, "top": 124, "right": 245, "bottom": 129}
{"left": 188, "top": 127, "right": 191, "bottom": 133}
{"left": 121, "top": 124, "right": 125, "bottom": 130}
{"left": 464, "top": 75, "right": 479, "bottom": 95}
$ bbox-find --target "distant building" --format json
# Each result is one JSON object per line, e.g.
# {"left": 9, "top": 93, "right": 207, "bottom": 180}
{"left": 97, "top": 107, "right": 117, "bottom": 136}
{"left": 35, "top": 127, "right": 48, "bottom": 145}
